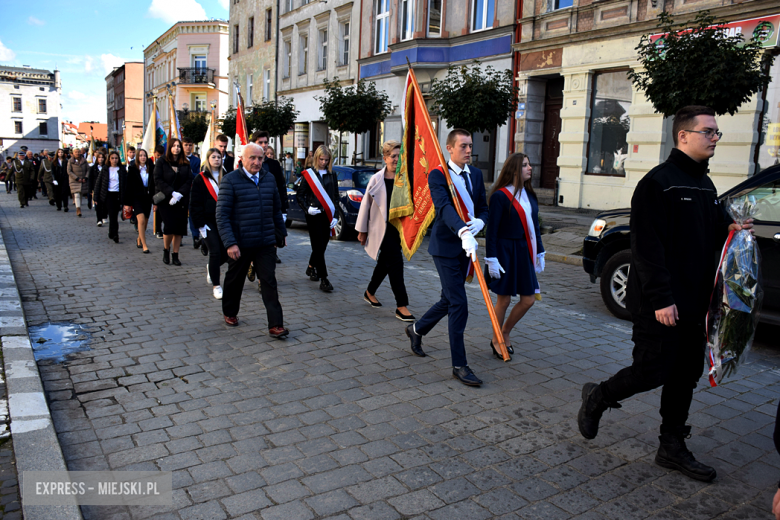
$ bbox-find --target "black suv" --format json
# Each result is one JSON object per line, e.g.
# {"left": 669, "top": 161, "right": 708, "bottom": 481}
{"left": 583, "top": 164, "right": 780, "bottom": 325}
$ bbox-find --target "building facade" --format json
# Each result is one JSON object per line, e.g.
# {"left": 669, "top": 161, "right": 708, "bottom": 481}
{"left": 106, "top": 63, "right": 144, "bottom": 149}
{"left": 514, "top": 0, "right": 780, "bottom": 209}
{"left": 228, "top": 0, "right": 277, "bottom": 139}
{"left": 357, "top": 0, "right": 519, "bottom": 180}
{"left": 275, "top": 0, "right": 362, "bottom": 163}
{"left": 0, "top": 66, "right": 62, "bottom": 156}
{"left": 143, "top": 20, "right": 230, "bottom": 143}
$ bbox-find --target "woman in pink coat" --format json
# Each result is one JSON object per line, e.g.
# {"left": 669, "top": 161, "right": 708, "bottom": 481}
{"left": 355, "top": 140, "right": 414, "bottom": 321}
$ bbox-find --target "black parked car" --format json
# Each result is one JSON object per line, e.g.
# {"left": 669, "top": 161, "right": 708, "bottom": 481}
{"left": 583, "top": 164, "right": 780, "bottom": 325}
{"left": 286, "top": 165, "right": 378, "bottom": 240}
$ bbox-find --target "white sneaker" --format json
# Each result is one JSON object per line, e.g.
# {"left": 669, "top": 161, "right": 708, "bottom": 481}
{"left": 206, "top": 264, "right": 212, "bottom": 284}
{"left": 213, "top": 286, "right": 223, "bottom": 300}
{"left": 102, "top": 219, "right": 107, "bottom": 225}
{"left": 96, "top": 220, "right": 103, "bottom": 227}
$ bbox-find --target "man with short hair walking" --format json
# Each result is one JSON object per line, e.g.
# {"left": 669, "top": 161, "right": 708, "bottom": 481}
{"left": 577, "top": 105, "right": 752, "bottom": 482}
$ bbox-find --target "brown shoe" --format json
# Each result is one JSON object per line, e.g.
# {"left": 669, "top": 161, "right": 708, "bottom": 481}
{"left": 224, "top": 316, "right": 238, "bottom": 326}
{"left": 269, "top": 326, "right": 289, "bottom": 339}
{"left": 76, "top": 208, "right": 82, "bottom": 217}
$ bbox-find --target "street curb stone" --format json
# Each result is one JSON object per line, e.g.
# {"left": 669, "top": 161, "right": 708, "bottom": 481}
{"left": 0, "top": 208, "right": 83, "bottom": 520}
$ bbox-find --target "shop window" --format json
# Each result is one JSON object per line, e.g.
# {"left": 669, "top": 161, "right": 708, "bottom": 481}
{"left": 587, "top": 70, "right": 632, "bottom": 176}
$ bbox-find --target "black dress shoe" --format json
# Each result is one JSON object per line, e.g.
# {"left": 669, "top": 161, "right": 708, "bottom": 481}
{"left": 319, "top": 278, "right": 333, "bottom": 292}
{"left": 395, "top": 309, "right": 415, "bottom": 322}
{"left": 490, "top": 341, "right": 513, "bottom": 360}
{"left": 406, "top": 324, "right": 425, "bottom": 357}
{"left": 453, "top": 366, "right": 482, "bottom": 386}
{"left": 113, "top": 237, "right": 119, "bottom": 244}
{"left": 364, "top": 291, "right": 382, "bottom": 308}
{"left": 163, "top": 249, "right": 170, "bottom": 265}
{"left": 171, "top": 253, "right": 181, "bottom": 266}
{"left": 193, "top": 237, "right": 201, "bottom": 249}
{"left": 308, "top": 267, "right": 319, "bottom": 282}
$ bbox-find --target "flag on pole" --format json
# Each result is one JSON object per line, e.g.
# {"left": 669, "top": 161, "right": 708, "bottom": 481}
{"left": 118, "top": 136, "right": 126, "bottom": 163}
{"left": 141, "top": 98, "right": 157, "bottom": 153}
{"left": 168, "top": 95, "right": 180, "bottom": 142}
{"left": 234, "top": 84, "right": 249, "bottom": 156}
{"left": 387, "top": 68, "right": 444, "bottom": 260}
{"left": 87, "top": 131, "right": 95, "bottom": 163}
{"left": 155, "top": 104, "right": 167, "bottom": 151}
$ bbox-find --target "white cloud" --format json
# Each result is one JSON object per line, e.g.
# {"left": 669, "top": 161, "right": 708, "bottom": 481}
{"left": 0, "top": 40, "right": 16, "bottom": 62}
{"left": 67, "top": 91, "right": 87, "bottom": 100}
{"left": 84, "top": 56, "right": 94, "bottom": 73}
{"left": 147, "top": 0, "right": 207, "bottom": 24}
{"left": 28, "top": 16, "right": 45, "bottom": 26}
{"left": 217, "top": 0, "right": 228, "bottom": 9}
{"left": 100, "top": 54, "right": 125, "bottom": 74}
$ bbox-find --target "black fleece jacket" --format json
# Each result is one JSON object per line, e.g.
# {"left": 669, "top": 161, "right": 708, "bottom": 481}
{"left": 626, "top": 148, "right": 731, "bottom": 321}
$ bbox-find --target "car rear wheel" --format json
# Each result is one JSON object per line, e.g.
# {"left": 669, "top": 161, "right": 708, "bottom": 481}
{"left": 599, "top": 250, "right": 631, "bottom": 321}
{"left": 285, "top": 217, "right": 293, "bottom": 228}
{"left": 334, "top": 210, "right": 355, "bottom": 241}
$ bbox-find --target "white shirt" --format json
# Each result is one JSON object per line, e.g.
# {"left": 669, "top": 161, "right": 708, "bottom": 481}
{"left": 108, "top": 167, "right": 119, "bottom": 192}
{"left": 208, "top": 172, "right": 219, "bottom": 196}
{"left": 447, "top": 160, "right": 473, "bottom": 193}
{"left": 243, "top": 167, "right": 258, "bottom": 183}
{"left": 139, "top": 165, "right": 149, "bottom": 187}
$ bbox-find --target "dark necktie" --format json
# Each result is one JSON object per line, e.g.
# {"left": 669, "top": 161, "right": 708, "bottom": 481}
{"left": 460, "top": 171, "right": 474, "bottom": 200}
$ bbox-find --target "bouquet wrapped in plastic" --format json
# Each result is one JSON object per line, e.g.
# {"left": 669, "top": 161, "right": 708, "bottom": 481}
{"left": 705, "top": 196, "right": 763, "bottom": 387}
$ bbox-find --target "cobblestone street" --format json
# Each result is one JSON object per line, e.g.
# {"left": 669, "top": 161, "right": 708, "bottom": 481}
{"left": 2, "top": 195, "right": 780, "bottom": 520}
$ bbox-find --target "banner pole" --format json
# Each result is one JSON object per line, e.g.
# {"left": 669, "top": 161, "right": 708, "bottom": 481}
{"left": 406, "top": 65, "right": 510, "bottom": 362}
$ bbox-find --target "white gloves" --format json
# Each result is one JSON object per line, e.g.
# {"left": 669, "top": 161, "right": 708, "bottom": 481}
{"left": 467, "top": 213, "right": 484, "bottom": 236}
{"left": 307, "top": 207, "right": 322, "bottom": 216}
{"left": 330, "top": 218, "right": 338, "bottom": 229}
{"left": 199, "top": 225, "right": 210, "bottom": 239}
{"left": 53, "top": 180, "right": 58, "bottom": 186}
{"left": 170, "top": 191, "right": 183, "bottom": 205}
{"left": 458, "top": 229, "right": 478, "bottom": 261}
{"left": 485, "top": 258, "right": 505, "bottom": 279}
{"left": 282, "top": 213, "right": 287, "bottom": 222}
{"left": 535, "top": 252, "right": 546, "bottom": 273}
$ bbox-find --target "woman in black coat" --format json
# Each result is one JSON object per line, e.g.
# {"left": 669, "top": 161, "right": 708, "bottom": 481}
{"left": 189, "top": 148, "right": 228, "bottom": 299}
{"left": 153, "top": 138, "right": 191, "bottom": 266}
{"left": 52, "top": 148, "right": 70, "bottom": 212}
{"left": 94, "top": 150, "right": 127, "bottom": 243}
{"left": 296, "top": 145, "right": 339, "bottom": 292}
{"left": 123, "top": 149, "right": 155, "bottom": 253}
{"left": 89, "top": 152, "right": 107, "bottom": 224}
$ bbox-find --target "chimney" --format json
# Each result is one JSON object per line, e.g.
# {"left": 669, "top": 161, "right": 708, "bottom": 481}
{"left": 54, "top": 70, "right": 61, "bottom": 89}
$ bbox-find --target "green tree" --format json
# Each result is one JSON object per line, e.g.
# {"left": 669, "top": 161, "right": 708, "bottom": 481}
{"left": 628, "top": 11, "right": 774, "bottom": 117}
{"left": 219, "top": 106, "right": 237, "bottom": 140}
{"left": 318, "top": 78, "right": 392, "bottom": 163}
{"left": 180, "top": 110, "right": 209, "bottom": 144}
{"left": 247, "top": 97, "right": 299, "bottom": 148}
{"left": 429, "top": 60, "right": 519, "bottom": 134}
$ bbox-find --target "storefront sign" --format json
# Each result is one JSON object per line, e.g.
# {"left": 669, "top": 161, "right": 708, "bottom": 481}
{"left": 294, "top": 123, "right": 309, "bottom": 148}
{"left": 650, "top": 15, "right": 780, "bottom": 49}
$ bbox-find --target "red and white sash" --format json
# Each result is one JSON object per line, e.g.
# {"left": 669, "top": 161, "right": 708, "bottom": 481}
{"left": 448, "top": 167, "right": 475, "bottom": 282}
{"left": 302, "top": 168, "right": 336, "bottom": 237}
{"left": 200, "top": 172, "right": 218, "bottom": 202}
{"left": 500, "top": 187, "right": 540, "bottom": 297}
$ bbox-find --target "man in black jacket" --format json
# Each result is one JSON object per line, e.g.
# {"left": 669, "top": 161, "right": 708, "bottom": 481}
{"left": 251, "top": 131, "right": 288, "bottom": 266}
{"left": 216, "top": 143, "right": 288, "bottom": 337}
{"left": 577, "top": 106, "right": 751, "bottom": 482}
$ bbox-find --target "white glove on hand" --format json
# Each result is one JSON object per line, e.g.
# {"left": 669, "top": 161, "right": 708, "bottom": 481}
{"left": 535, "top": 252, "right": 546, "bottom": 273}
{"left": 52, "top": 180, "right": 58, "bottom": 186}
{"left": 199, "top": 226, "right": 208, "bottom": 239}
{"left": 282, "top": 213, "right": 287, "bottom": 223}
{"left": 170, "top": 191, "right": 183, "bottom": 205}
{"left": 485, "top": 257, "right": 505, "bottom": 279}
{"left": 307, "top": 207, "right": 322, "bottom": 216}
{"left": 459, "top": 229, "right": 478, "bottom": 261}
{"left": 330, "top": 218, "right": 338, "bottom": 229}
{"left": 467, "top": 213, "right": 484, "bottom": 235}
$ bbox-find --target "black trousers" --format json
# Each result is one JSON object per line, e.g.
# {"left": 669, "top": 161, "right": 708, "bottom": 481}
{"left": 204, "top": 230, "right": 228, "bottom": 286}
{"left": 601, "top": 314, "right": 705, "bottom": 433}
{"left": 305, "top": 213, "right": 331, "bottom": 279}
{"left": 105, "top": 192, "right": 120, "bottom": 239}
{"left": 367, "top": 224, "right": 408, "bottom": 307}
{"left": 5, "top": 176, "right": 14, "bottom": 193}
{"left": 222, "top": 245, "right": 283, "bottom": 328}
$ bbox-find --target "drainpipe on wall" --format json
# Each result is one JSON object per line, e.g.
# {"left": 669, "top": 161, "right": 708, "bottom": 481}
{"left": 275, "top": 0, "right": 281, "bottom": 148}
{"left": 508, "top": 0, "right": 523, "bottom": 154}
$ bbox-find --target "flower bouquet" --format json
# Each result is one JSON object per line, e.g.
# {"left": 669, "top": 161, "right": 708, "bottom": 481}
{"left": 705, "top": 196, "right": 763, "bottom": 387}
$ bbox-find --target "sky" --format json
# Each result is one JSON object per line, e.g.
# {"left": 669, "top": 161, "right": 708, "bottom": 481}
{"left": 0, "top": 0, "right": 229, "bottom": 124}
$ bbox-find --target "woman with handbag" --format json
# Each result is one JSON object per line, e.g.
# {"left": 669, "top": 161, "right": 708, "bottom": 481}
{"left": 124, "top": 149, "right": 155, "bottom": 253}
{"left": 355, "top": 140, "right": 414, "bottom": 321}
{"left": 484, "top": 153, "right": 545, "bottom": 359}
{"left": 190, "top": 148, "right": 228, "bottom": 299}
{"left": 94, "top": 151, "right": 127, "bottom": 243}
{"left": 296, "top": 145, "right": 339, "bottom": 292}
{"left": 153, "top": 138, "right": 192, "bottom": 266}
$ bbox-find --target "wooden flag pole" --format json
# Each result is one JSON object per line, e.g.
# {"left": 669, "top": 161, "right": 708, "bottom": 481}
{"left": 406, "top": 64, "right": 510, "bottom": 362}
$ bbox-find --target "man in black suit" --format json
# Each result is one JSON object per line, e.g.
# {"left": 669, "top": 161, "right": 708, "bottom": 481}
{"left": 251, "top": 131, "right": 288, "bottom": 268}
{"left": 215, "top": 134, "right": 234, "bottom": 180}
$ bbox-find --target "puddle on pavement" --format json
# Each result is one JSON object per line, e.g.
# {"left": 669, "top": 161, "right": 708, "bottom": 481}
{"left": 27, "top": 322, "right": 91, "bottom": 363}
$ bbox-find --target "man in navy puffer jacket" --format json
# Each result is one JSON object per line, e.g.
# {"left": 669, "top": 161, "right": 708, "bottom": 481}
{"left": 216, "top": 143, "right": 289, "bottom": 337}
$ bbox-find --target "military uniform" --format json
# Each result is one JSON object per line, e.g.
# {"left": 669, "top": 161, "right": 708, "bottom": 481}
{"left": 38, "top": 158, "right": 56, "bottom": 205}
{"left": 12, "top": 158, "right": 34, "bottom": 207}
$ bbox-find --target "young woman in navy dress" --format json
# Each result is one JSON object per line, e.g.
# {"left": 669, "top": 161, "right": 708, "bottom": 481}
{"left": 484, "top": 153, "right": 545, "bottom": 358}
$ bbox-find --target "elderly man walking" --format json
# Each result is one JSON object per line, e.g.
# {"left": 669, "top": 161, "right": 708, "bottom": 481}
{"left": 12, "top": 149, "right": 35, "bottom": 208}
{"left": 216, "top": 143, "right": 289, "bottom": 338}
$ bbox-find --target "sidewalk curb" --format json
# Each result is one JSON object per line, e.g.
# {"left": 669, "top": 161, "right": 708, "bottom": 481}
{"left": 0, "top": 212, "right": 83, "bottom": 520}
{"left": 474, "top": 238, "right": 584, "bottom": 267}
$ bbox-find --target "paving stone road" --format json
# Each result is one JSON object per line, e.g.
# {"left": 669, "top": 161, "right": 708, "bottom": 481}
{"left": 1, "top": 195, "right": 779, "bottom": 520}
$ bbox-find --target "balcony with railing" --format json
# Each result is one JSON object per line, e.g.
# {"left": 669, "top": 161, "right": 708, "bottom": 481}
{"left": 178, "top": 67, "right": 215, "bottom": 85}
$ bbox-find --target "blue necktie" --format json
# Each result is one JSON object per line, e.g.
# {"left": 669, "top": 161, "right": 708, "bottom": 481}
{"left": 251, "top": 174, "right": 258, "bottom": 185}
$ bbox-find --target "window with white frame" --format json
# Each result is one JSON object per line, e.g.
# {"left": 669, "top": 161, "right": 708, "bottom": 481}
{"left": 375, "top": 0, "right": 389, "bottom": 54}
{"left": 38, "top": 98, "right": 47, "bottom": 113}
{"left": 247, "top": 74, "right": 253, "bottom": 102}
{"left": 318, "top": 28, "right": 328, "bottom": 71}
{"left": 263, "top": 69, "right": 271, "bottom": 100}
{"left": 339, "top": 21, "right": 350, "bottom": 66}
{"left": 299, "top": 34, "right": 309, "bottom": 75}
{"left": 400, "top": 0, "right": 414, "bottom": 41}
{"left": 12, "top": 97, "right": 21, "bottom": 112}
{"left": 193, "top": 94, "right": 206, "bottom": 112}
{"left": 193, "top": 55, "right": 207, "bottom": 69}
{"left": 428, "top": 0, "right": 442, "bottom": 37}
{"left": 283, "top": 40, "right": 292, "bottom": 78}
{"left": 472, "top": 0, "right": 494, "bottom": 32}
